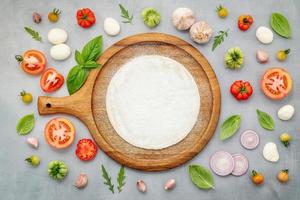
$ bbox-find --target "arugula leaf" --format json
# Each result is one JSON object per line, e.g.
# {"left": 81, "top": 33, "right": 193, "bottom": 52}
{"left": 81, "top": 36, "right": 103, "bottom": 62}
{"left": 24, "top": 27, "right": 42, "bottom": 42}
{"left": 119, "top": 4, "right": 133, "bottom": 24}
{"left": 66, "top": 65, "right": 88, "bottom": 95}
{"left": 101, "top": 165, "right": 114, "bottom": 194}
{"left": 212, "top": 29, "right": 229, "bottom": 51}
{"left": 117, "top": 166, "right": 126, "bottom": 193}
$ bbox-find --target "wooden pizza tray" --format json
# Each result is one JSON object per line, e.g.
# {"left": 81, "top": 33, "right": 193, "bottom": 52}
{"left": 38, "top": 33, "right": 221, "bottom": 171}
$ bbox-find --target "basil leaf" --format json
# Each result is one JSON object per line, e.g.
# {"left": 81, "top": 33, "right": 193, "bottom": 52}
{"left": 270, "top": 13, "right": 291, "bottom": 38}
{"left": 16, "top": 114, "right": 35, "bottom": 135}
{"left": 82, "top": 60, "right": 101, "bottom": 69}
{"left": 81, "top": 36, "right": 103, "bottom": 62}
{"left": 66, "top": 65, "right": 88, "bottom": 95}
{"left": 256, "top": 109, "right": 274, "bottom": 130}
{"left": 220, "top": 115, "right": 241, "bottom": 140}
{"left": 189, "top": 165, "right": 214, "bottom": 190}
{"left": 75, "top": 50, "right": 84, "bottom": 65}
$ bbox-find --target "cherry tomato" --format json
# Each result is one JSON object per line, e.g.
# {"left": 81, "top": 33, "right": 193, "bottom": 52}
{"left": 76, "top": 8, "right": 96, "bottom": 28}
{"left": 44, "top": 118, "right": 76, "bottom": 149}
{"left": 20, "top": 90, "right": 33, "bottom": 104}
{"left": 261, "top": 67, "right": 293, "bottom": 100}
{"left": 40, "top": 68, "right": 64, "bottom": 93}
{"left": 277, "top": 169, "right": 289, "bottom": 183}
{"left": 75, "top": 139, "right": 98, "bottom": 161}
{"left": 15, "top": 50, "right": 46, "bottom": 75}
{"left": 238, "top": 15, "right": 253, "bottom": 31}
{"left": 251, "top": 170, "right": 264, "bottom": 185}
{"left": 230, "top": 80, "right": 253, "bottom": 101}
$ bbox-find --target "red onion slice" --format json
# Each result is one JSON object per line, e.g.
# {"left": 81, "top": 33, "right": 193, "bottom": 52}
{"left": 210, "top": 151, "right": 234, "bottom": 176}
{"left": 240, "top": 130, "right": 259, "bottom": 150}
{"left": 231, "top": 154, "right": 249, "bottom": 176}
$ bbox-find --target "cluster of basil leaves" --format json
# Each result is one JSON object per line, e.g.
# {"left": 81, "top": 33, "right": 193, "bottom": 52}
{"left": 66, "top": 36, "right": 103, "bottom": 95}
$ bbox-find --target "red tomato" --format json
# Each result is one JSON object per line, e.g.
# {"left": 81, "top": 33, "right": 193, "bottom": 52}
{"left": 75, "top": 139, "right": 98, "bottom": 161}
{"left": 238, "top": 15, "right": 253, "bottom": 31}
{"left": 230, "top": 80, "right": 253, "bottom": 101}
{"left": 40, "top": 68, "right": 64, "bottom": 93}
{"left": 44, "top": 118, "right": 76, "bottom": 149}
{"left": 261, "top": 67, "right": 293, "bottom": 100}
{"left": 76, "top": 8, "right": 96, "bottom": 28}
{"left": 16, "top": 50, "right": 46, "bottom": 75}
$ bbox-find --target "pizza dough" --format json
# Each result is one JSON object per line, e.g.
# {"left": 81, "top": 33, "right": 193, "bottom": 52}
{"left": 106, "top": 55, "right": 200, "bottom": 149}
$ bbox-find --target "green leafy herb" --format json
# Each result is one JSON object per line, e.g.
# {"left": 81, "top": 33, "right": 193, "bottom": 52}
{"left": 189, "top": 165, "right": 215, "bottom": 190}
{"left": 117, "top": 166, "right": 126, "bottom": 193}
{"left": 24, "top": 27, "right": 42, "bottom": 42}
{"left": 66, "top": 36, "right": 103, "bottom": 95}
{"left": 119, "top": 4, "right": 133, "bottom": 24}
{"left": 270, "top": 13, "right": 291, "bottom": 38}
{"left": 101, "top": 165, "right": 114, "bottom": 193}
{"left": 212, "top": 29, "right": 229, "bottom": 51}
{"left": 16, "top": 113, "right": 35, "bottom": 135}
{"left": 256, "top": 109, "right": 274, "bottom": 130}
{"left": 220, "top": 115, "right": 241, "bottom": 140}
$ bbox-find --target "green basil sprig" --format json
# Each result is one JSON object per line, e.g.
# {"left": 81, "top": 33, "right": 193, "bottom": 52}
{"left": 67, "top": 36, "right": 103, "bottom": 95}
{"left": 270, "top": 13, "right": 291, "bottom": 38}
{"left": 256, "top": 109, "right": 274, "bottom": 130}
{"left": 16, "top": 113, "right": 35, "bottom": 135}
{"left": 189, "top": 165, "right": 215, "bottom": 190}
{"left": 220, "top": 115, "right": 241, "bottom": 140}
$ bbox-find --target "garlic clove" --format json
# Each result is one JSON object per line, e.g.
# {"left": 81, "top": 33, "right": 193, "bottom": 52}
{"left": 164, "top": 179, "right": 176, "bottom": 190}
{"left": 75, "top": 173, "right": 88, "bottom": 189}
{"left": 137, "top": 180, "right": 146, "bottom": 193}
{"left": 256, "top": 50, "right": 269, "bottom": 63}
{"left": 26, "top": 137, "right": 39, "bottom": 148}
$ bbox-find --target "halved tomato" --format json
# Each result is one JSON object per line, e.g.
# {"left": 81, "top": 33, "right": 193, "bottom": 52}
{"left": 75, "top": 139, "right": 98, "bottom": 161}
{"left": 261, "top": 67, "right": 293, "bottom": 100}
{"left": 40, "top": 68, "right": 64, "bottom": 93}
{"left": 16, "top": 50, "right": 46, "bottom": 75}
{"left": 44, "top": 118, "right": 75, "bottom": 149}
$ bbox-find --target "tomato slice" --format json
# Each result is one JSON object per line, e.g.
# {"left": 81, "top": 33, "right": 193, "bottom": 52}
{"left": 21, "top": 50, "right": 46, "bottom": 75}
{"left": 40, "top": 68, "right": 64, "bottom": 93}
{"left": 261, "top": 67, "right": 293, "bottom": 100}
{"left": 75, "top": 139, "right": 98, "bottom": 161}
{"left": 44, "top": 118, "right": 75, "bottom": 149}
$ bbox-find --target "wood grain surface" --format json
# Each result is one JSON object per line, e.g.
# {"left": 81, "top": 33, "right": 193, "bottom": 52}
{"left": 38, "top": 33, "right": 221, "bottom": 171}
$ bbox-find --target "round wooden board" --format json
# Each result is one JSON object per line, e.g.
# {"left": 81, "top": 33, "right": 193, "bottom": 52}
{"left": 38, "top": 33, "right": 221, "bottom": 171}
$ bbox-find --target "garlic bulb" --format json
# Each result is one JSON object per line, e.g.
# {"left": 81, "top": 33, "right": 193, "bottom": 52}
{"left": 137, "top": 180, "right": 146, "bottom": 193}
{"left": 172, "top": 8, "right": 195, "bottom": 30}
{"left": 190, "top": 21, "right": 213, "bottom": 44}
{"left": 164, "top": 179, "right": 176, "bottom": 190}
{"left": 75, "top": 173, "right": 88, "bottom": 189}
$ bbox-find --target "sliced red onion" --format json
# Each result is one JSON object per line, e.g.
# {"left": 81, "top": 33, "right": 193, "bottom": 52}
{"left": 210, "top": 151, "right": 234, "bottom": 176}
{"left": 240, "top": 130, "right": 259, "bottom": 150}
{"left": 231, "top": 154, "right": 249, "bottom": 176}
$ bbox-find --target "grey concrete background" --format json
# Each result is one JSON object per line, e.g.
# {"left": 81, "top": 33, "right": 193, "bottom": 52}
{"left": 0, "top": 0, "right": 299, "bottom": 199}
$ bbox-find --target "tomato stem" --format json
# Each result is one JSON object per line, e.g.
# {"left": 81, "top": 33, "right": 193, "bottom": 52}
{"left": 15, "top": 55, "right": 23, "bottom": 63}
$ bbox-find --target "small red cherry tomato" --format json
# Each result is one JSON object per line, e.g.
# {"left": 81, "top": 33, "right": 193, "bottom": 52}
{"left": 230, "top": 80, "right": 253, "bottom": 101}
{"left": 238, "top": 15, "right": 253, "bottom": 31}
{"left": 76, "top": 8, "right": 96, "bottom": 28}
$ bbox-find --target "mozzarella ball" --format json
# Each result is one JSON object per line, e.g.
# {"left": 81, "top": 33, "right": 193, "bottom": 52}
{"left": 256, "top": 26, "right": 273, "bottom": 44}
{"left": 47, "top": 28, "right": 68, "bottom": 44}
{"left": 104, "top": 17, "right": 121, "bottom": 36}
{"left": 50, "top": 44, "right": 71, "bottom": 61}
{"left": 277, "top": 105, "right": 295, "bottom": 121}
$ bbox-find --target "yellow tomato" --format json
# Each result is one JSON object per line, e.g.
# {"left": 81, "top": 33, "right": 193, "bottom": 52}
{"left": 277, "top": 49, "right": 290, "bottom": 61}
{"left": 20, "top": 90, "right": 33, "bottom": 104}
{"left": 217, "top": 5, "right": 228, "bottom": 18}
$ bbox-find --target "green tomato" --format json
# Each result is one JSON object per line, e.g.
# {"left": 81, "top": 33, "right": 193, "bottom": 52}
{"left": 48, "top": 160, "right": 68, "bottom": 181}
{"left": 142, "top": 7, "right": 160, "bottom": 28}
{"left": 224, "top": 47, "right": 244, "bottom": 69}
{"left": 25, "top": 155, "right": 40, "bottom": 166}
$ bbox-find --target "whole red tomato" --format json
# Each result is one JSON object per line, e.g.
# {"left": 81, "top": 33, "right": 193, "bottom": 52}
{"left": 230, "top": 80, "right": 253, "bottom": 101}
{"left": 238, "top": 15, "right": 253, "bottom": 31}
{"left": 76, "top": 8, "right": 96, "bottom": 28}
